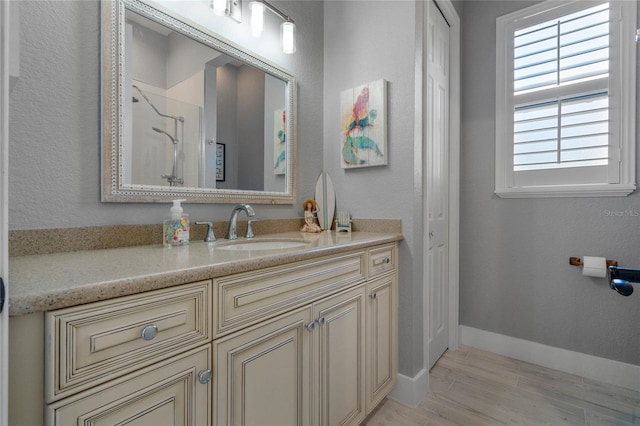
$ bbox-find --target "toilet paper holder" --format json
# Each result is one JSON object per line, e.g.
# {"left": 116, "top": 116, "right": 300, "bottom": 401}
{"left": 570, "top": 257, "right": 636, "bottom": 296}
{"left": 569, "top": 257, "right": 617, "bottom": 267}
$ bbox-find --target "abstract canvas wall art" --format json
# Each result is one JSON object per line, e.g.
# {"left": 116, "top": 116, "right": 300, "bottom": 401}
{"left": 340, "top": 79, "right": 387, "bottom": 168}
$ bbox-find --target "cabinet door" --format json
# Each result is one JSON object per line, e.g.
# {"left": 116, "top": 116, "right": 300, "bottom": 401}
{"left": 48, "top": 344, "right": 211, "bottom": 426}
{"left": 214, "top": 306, "right": 313, "bottom": 426}
{"left": 366, "top": 275, "right": 398, "bottom": 412}
{"left": 313, "top": 285, "right": 366, "bottom": 426}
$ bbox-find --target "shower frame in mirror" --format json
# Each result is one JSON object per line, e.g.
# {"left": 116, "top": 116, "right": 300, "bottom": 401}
{"left": 101, "top": 0, "right": 297, "bottom": 204}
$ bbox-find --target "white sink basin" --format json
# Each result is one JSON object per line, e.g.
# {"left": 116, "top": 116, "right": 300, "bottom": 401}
{"left": 217, "top": 239, "right": 309, "bottom": 252}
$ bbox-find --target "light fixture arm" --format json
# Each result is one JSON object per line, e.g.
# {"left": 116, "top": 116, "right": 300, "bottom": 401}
{"left": 255, "top": 0, "right": 294, "bottom": 24}
{"left": 248, "top": 0, "right": 296, "bottom": 53}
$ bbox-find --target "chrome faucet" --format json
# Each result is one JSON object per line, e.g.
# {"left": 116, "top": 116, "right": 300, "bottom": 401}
{"left": 225, "top": 204, "right": 255, "bottom": 240}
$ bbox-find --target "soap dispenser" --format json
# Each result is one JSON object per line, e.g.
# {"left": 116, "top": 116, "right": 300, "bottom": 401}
{"left": 163, "top": 199, "right": 190, "bottom": 247}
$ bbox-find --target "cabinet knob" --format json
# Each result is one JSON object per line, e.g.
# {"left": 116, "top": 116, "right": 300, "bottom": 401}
{"left": 317, "top": 317, "right": 326, "bottom": 326}
{"left": 369, "top": 292, "right": 378, "bottom": 300}
{"left": 305, "top": 321, "right": 316, "bottom": 332}
{"left": 198, "top": 369, "right": 213, "bottom": 384}
{"left": 141, "top": 324, "right": 158, "bottom": 341}
{"left": 383, "top": 257, "right": 391, "bottom": 264}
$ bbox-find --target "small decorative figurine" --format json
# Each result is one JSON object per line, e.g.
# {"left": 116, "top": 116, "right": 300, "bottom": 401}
{"left": 300, "top": 199, "right": 322, "bottom": 233}
{"left": 336, "top": 210, "right": 352, "bottom": 233}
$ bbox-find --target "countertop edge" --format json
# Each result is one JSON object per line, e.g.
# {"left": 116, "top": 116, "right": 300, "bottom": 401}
{"left": 9, "top": 232, "right": 403, "bottom": 316}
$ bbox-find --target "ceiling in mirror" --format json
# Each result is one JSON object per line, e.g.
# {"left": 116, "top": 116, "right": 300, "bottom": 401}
{"left": 101, "top": 0, "right": 297, "bottom": 203}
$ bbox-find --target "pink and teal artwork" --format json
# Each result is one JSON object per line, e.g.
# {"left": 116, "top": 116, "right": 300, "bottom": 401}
{"left": 274, "top": 108, "right": 286, "bottom": 175}
{"left": 340, "top": 79, "right": 387, "bottom": 168}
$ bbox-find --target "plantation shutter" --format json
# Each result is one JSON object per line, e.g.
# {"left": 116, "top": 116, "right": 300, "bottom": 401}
{"left": 508, "top": 2, "right": 619, "bottom": 187}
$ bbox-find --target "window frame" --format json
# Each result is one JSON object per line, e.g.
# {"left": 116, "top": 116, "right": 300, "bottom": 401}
{"left": 495, "top": 0, "right": 636, "bottom": 198}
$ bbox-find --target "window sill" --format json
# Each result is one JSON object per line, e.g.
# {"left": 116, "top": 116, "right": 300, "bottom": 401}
{"left": 495, "top": 184, "right": 636, "bottom": 198}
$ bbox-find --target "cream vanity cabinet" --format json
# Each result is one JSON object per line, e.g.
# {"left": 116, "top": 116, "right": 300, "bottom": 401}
{"left": 212, "top": 244, "right": 397, "bottom": 426}
{"left": 44, "top": 281, "right": 213, "bottom": 425}
{"left": 22, "top": 241, "right": 397, "bottom": 426}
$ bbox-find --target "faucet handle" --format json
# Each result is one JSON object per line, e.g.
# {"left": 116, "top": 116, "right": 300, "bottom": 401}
{"left": 246, "top": 220, "right": 258, "bottom": 239}
{"left": 195, "top": 221, "right": 216, "bottom": 242}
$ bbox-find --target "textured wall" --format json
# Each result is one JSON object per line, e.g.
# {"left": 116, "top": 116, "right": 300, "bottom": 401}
{"left": 323, "top": 1, "right": 424, "bottom": 377}
{"left": 460, "top": 0, "right": 640, "bottom": 366}
{"left": 9, "top": 0, "right": 324, "bottom": 230}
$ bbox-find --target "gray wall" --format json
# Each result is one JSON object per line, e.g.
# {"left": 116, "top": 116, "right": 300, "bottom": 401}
{"left": 323, "top": 0, "right": 424, "bottom": 377}
{"left": 166, "top": 31, "right": 219, "bottom": 89}
{"left": 237, "top": 65, "right": 265, "bottom": 191}
{"left": 460, "top": 0, "right": 640, "bottom": 366}
{"left": 130, "top": 20, "right": 167, "bottom": 88}
{"left": 9, "top": 0, "right": 323, "bottom": 229}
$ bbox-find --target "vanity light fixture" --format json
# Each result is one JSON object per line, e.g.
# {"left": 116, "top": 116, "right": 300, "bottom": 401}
{"left": 249, "top": 0, "right": 296, "bottom": 54}
{"left": 249, "top": 1, "right": 265, "bottom": 37}
{"left": 210, "top": 0, "right": 242, "bottom": 23}
{"left": 281, "top": 20, "right": 296, "bottom": 54}
{"left": 211, "top": 0, "right": 226, "bottom": 16}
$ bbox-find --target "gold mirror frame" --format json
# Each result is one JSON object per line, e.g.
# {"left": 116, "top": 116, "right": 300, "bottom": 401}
{"left": 101, "top": 0, "right": 297, "bottom": 203}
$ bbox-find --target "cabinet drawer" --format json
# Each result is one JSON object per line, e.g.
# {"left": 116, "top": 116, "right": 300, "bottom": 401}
{"left": 47, "top": 344, "right": 212, "bottom": 426}
{"left": 214, "top": 251, "right": 365, "bottom": 337}
{"left": 368, "top": 244, "right": 396, "bottom": 279}
{"left": 45, "top": 281, "right": 212, "bottom": 403}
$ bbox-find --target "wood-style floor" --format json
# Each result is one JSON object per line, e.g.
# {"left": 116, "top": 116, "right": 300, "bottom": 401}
{"left": 363, "top": 345, "right": 640, "bottom": 426}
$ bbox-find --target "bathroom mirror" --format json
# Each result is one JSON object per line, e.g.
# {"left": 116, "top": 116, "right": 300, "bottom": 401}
{"left": 101, "top": 0, "right": 297, "bottom": 203}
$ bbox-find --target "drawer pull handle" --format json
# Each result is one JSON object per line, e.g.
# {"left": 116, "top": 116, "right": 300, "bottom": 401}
{"left": 198, "top": 369, "right": 213, "bottom": 384}
{"left": 370, "top": 292, "right": 378, "bottom": 300}
{"left": 305, "top": 321, "right": 316, "bottom": 332}
{"left": 141, "top": 324, "right": 159, "bottom": 341}
{"left": 373, "top": 257, "right": 391, "bottom": 266}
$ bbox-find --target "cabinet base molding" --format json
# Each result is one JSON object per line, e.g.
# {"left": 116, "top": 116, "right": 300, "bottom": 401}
{"left": 460, "top": 325, "right": 640, "bottom": 392}
{"left": 386, "top": 368, "right": 428, "bottom": 408}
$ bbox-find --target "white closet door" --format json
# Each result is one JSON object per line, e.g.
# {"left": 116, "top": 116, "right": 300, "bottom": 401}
{"left": 0, "top": 1, "right": 10, "bottom": 424}
{"left": 426, "top": 0, "right": 451, "bottom": 369}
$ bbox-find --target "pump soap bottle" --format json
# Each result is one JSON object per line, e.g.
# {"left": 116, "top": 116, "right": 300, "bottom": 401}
{"left": 163, "top": 199, "right": 190, "bottom": 247}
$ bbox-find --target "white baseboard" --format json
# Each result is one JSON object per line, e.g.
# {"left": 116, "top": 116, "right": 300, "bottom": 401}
{"left": 460, "top": 325, "right": 640, "bottom": 391}
{"left": 387, "top": 368, "right": 429, "bottom": 408}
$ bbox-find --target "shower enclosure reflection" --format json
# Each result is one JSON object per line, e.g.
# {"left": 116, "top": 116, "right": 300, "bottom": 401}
{"left": 123, "top": 8, "right": 287, "bottom": 191}
{"left": 130, "top": 85, "right": 192, "bottom": 187}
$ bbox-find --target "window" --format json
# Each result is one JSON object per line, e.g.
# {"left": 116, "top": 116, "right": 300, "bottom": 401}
{"left": 495, "top": 0, "right": 636, "bottom": 197}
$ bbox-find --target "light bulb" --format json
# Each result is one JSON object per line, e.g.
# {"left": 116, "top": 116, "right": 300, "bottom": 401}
{"left": 281, "top": 21, "right": 296, "bottom": 54}
{"left": 211, "top": 0, "right": 226, "bottom": 16}
{"left": 250, "top": 2, "right": 265, "bottom": 37}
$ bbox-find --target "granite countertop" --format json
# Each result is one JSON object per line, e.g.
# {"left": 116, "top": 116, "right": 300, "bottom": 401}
{"left": 9, "top": 231, "right": 403, "bottom": 316}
